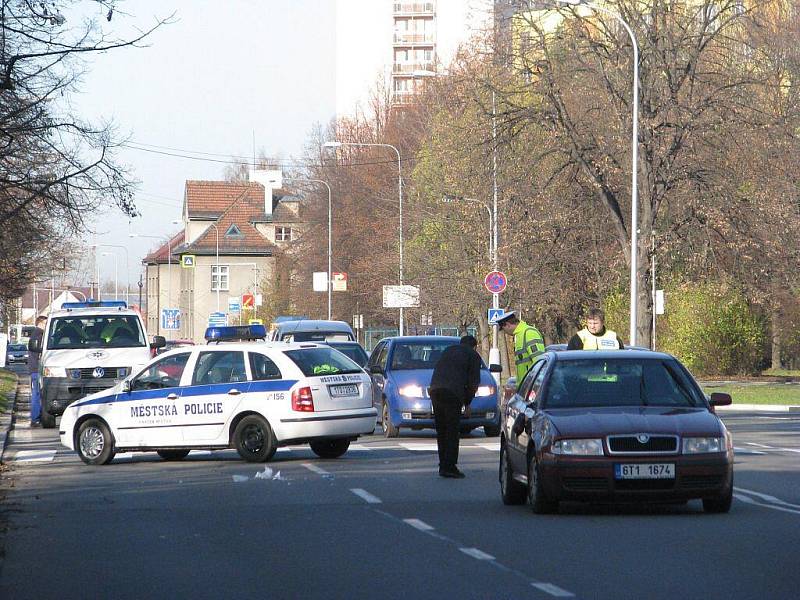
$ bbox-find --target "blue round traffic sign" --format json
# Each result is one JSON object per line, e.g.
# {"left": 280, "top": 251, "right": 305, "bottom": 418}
{"left": 484, "top": 271, "right": 507, "bottom": 294}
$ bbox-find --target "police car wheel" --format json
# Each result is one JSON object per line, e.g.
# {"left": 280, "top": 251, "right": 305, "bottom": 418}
{"left": 157, "top": 449, "right": 191, "bottom": 461}
{"left": 309, "top": 439, "right": 350, "bottom": 459}
{"left": 233, "top": 415, "right": 277, "bottom": 463}
{"left": 76, "top": 419, "right": 116, "bottom": 465}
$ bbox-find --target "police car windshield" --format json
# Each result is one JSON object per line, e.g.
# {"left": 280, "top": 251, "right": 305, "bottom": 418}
{"left": 284, "top": 347, "right": 363, "bottom": 376}
{"left": 47, "top": 315, "right": 146, "bottom": 350}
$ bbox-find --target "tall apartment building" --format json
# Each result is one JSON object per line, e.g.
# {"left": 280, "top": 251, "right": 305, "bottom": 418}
{"left": 335, "top": 0, "right": 493, "bottom": 116}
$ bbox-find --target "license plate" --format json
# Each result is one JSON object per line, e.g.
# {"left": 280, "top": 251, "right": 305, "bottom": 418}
{"left": 329, "top": 384, "right": 359, "bottom": 397}
{"left": 614, "top": 463, "right": 675, "bottom": 479}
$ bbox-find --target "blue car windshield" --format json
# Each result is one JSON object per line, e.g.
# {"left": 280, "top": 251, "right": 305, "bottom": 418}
{"left": 544, "top": 358, "right": 703, "bottom": 409}
{"left": 390, "top": 341, "right": 487, "bottom": 371}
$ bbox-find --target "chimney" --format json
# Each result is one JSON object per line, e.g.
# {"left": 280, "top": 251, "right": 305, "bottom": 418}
{"left": 249, "top": 169, "right": 282, "bottom": 215}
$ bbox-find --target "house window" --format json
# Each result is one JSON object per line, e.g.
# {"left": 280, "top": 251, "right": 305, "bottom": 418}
{"left": 225, "top": 224, "right": 244, "bottom": 238}
{"left": 275, "top": 227, "right": 293, "bottom": 242}
{"left": 211, "top": 265, "right": 229, "bottom": 291}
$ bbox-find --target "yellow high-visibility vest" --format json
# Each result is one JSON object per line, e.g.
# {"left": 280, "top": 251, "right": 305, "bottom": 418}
{"left": 513, "top": 321, "right": 545, "bottom": 381}
{"left": 577, "top": 328, "right": 620, "bottom": 350}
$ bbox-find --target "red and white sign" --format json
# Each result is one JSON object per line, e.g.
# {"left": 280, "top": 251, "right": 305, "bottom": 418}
{"left": 242, "top": 293, "right": 255, "bottom": 309}
{"left": 484, "top": 271, "right": 507, "bottom": 294}
{"left": 332, "top": 272, "right": 348, "bottom": 292}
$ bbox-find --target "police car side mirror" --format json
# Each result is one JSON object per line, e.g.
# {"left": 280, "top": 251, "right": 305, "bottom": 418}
{"left": 489, "top": 363, "right": 502, "bottom": 373}
{"left": 122, "top": 380, "right": 131, "bottom": 393}
{"left": 150, "top": 335, "right": 167, "bottom": 349}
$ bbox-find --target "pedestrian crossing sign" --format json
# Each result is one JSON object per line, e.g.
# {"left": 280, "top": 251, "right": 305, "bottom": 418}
{"left": 181, "top": 254, "right": 196, "bottom": 268}
{"left": 488, "top": 308, "right": 505, "bottom": 324}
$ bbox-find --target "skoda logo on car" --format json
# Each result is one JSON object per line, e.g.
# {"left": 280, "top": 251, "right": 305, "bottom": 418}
{"left": 637, "top": 433, "right": 650, "bottom": 444}
{"left": 92, "top": 367, "right": 105, "bottom": 379}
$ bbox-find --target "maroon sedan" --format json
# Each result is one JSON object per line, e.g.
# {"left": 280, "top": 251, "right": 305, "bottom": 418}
{"left": 499, "top": 350, "right": 733, "bottom": 514}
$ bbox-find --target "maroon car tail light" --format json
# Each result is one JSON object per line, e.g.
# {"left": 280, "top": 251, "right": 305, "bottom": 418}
{"left": 291, "top": 386, "right": 315, "bottom": 412}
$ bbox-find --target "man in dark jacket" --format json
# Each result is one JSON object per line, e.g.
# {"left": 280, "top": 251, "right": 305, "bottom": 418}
{"left": 27, "top": 315, "right": 47, "bottom": 426}
{"left": 429, "top": 335, "right": 482, "bottom": 478}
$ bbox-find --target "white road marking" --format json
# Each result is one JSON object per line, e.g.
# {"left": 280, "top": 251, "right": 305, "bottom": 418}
{"left": 349, "top": 488, "right": 382, "bottom": 504}
{"left": 747, "top": 442, "right": 774, "bottom": 448}
{"left": 13, "top": 450, "right": 56, "bottom": 463}
{"left": 114, "top": 452, "right": 135, "bottom": 460}
{"left": 349, "top": 444, "right": 373, "bottom": 451}
{"left": 734, "top": 447, "right": 766, "bottom": 455}
{"left": 477, "top": 442, "right": 501, "bottom": 451}
{"left": 400, "top": 443, "right": 439, "bottom": 451}
{"left": 531, "top": 583, "right": 576, "bottom": 597}
{"left": 403, "top": 518, "right": 434, "bottom": 531}
{"left": 734, "top": 487, "right": 800, "bottom": 510}
{"left": 459, "top": 548, "right": 495, "bottom": 561}
{"left": 734, "top": 494, "right": 800, "bottom": 516}
{"left": 302, "top": 463, "right": 331, "bottom": 476}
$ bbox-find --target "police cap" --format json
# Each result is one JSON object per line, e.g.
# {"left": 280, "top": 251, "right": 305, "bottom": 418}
{"left": 495, "top": 310, "right": 517, "bottom": 326}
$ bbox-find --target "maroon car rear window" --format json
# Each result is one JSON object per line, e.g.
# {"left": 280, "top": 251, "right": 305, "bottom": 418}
{"left": 545, "top": 359, "right": 703, "bottom": 408}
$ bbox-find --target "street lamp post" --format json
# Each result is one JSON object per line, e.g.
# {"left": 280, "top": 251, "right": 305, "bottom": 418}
{"left": 93, "top": 244, "right": 129, "bottom": 302}
{"left": 324, "top": 140, "right": 405, "bottom": 335}
{"left": 101, "top": 252, "right": 118, "bottom": 300}
{"left": 555, "top": 0, "right": 640, "bottom": 345}
{"left": 284, "top": 177, "right": 333, "bottom": 320}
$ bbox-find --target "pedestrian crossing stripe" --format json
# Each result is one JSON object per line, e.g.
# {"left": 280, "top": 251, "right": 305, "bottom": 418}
{"left": 13, "top": 450, "right": 57, "bottom": 462}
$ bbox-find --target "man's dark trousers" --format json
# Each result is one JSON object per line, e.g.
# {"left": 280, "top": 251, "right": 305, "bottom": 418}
{"left": 431, "top": 388, "right": 462, "bottom": 472}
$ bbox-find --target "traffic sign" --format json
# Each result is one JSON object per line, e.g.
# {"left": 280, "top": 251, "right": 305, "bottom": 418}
{"left": 242, "top": 293, "right": 255, "bottom": 309}
{"left": 208, "top": 311, "right": 227, "bottom": 327}
{"left": 383, "top": 285, "right": 420, "bottom": 308}
{"left": 181, "top": 254, "right": 196, "bottom": 268}
{"left": 228, "top": 297, "right": 241, "bottom": 314}
{"left": 332, "top": 272, "right": 348, "bottom": 291}
{"left": 161, "top": 308, "right": 181, "bottom": 331}
{"left": 248, "top": 318, "right": 263, "bottom": 325}
{"left": 488, "top": 308, "right": 505, "bottom": 324}
{"left": 484, "top": 271, "right": 507, "bottom": 294}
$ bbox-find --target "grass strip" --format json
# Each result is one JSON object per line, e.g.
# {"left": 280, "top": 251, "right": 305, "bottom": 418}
{"left": 0, "top": 369, "right": 16, "bottom": 412}
{"left": 702, "top": 383, "right": 800, "bottom": 405}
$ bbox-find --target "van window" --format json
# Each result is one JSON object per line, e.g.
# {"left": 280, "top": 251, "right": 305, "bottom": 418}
{"left": 47, "top": 315, "right": 146, "bottom": 350}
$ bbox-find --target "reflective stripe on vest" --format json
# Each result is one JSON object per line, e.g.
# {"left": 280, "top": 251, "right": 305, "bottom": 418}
{"left": 577, "top": 328, "right": 620, "bottom": 350}
{"left": 514, "top": 323, "right": 545, "bottom": 379}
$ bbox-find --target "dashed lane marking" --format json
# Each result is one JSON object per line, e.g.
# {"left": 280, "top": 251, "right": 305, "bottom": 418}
{"left": 403, "top": 518, "right": 434, "bottom": 531}
{"left": 477, "top": 442, "right": 500, "bottom": 451}
{"left": 531, "top": 583, "right": 576, "bottom": 597}
{"left": 302, "top": 463, "right": 331, "bottom": 476}
{"left": 735, "top": 487, "right": 800, "bottom": 511}
{"left": 459, "top": 548, "right": 495, "bottom": 561}
{"left": 13, "top": 450, "right": 57, "bottom": 463}
{"left": 400, "top": 443, "right": 439, "bottom": 452}
{"left": 734, "top": 447, "right": 766, "bottom": 455}
{"left": 349, "top": 488, "right": 382, "bottom": 504}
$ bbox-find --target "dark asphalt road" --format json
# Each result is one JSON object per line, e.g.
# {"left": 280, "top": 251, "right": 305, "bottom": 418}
{"left": 1, "top": 400, "right": 798, "bottom": 600}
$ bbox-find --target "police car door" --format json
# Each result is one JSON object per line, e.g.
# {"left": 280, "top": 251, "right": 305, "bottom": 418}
{"left": 182, "top": 349, "right": 249, "bottom": 442}
{"left": 117, "top": 352, "right": 192, "bottom": 447}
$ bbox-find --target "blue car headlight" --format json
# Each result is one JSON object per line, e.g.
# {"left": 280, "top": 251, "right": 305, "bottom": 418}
{"left": 476, "top": 385, "right": 496, "bottom": 397}
{"left": 399, "top": 384, "right": 426, "bottom": 398}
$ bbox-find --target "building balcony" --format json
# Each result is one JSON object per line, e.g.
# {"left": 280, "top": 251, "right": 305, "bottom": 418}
{"left": 392, "top": 90, "right": 417, "bottom": 105}
{"left": 393, "top": 32, "right": 435, "bottom": 45}
{"left": 393, "top": 2, "right": 435, "bottom": 16}
{"left": 392, "top": 62, "right": 435, "bottom": 74}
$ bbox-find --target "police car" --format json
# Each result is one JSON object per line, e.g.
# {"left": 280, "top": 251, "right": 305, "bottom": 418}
{"left": 59, "top": 325, "right": 377, "bottom": 465}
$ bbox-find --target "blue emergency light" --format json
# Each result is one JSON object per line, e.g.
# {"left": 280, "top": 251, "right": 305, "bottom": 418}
{"left": 204, "top": 324, "right": 267, "bottom": 342}
{"left": 62, "top": 300, "right": 128, "bottom": 309}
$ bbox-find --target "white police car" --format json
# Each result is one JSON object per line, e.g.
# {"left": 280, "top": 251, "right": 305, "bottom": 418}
{"left": 59, "top": 325, "right": 376, "bottom": 465}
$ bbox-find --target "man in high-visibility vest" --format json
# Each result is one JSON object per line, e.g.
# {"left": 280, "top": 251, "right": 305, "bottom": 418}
{"left": 567, "top": 308, "right": 625, "bottom": 350}
{"left": 497, "top": 311, "right": 545, "bottom": 381}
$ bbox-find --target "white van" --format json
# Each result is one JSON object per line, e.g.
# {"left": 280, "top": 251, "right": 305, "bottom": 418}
{"left": 31, "top": 301, "right": 165, "bottom": 428}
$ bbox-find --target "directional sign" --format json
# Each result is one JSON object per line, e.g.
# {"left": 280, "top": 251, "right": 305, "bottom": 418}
{"left": 488, "top": 308, "right": 505, "bottom": 324}
{"left": 208, "top": 311, "right": 227, "bottom": 327}
{"left": 181, "top": 254, "right": 196, "bottom": 268}
{"left": 228, "top": 297, "right": 241, "bottom": 314}
{"left": 484, "top": 271, "right": 507, "bottom": 294}
{"left": 161, "top": 308, "right": 181, "bottom": 331}
{"left": 242, "top": 293, "right": 255, "bottom": 309}
{"left": 332, "top": 272, "right": 348, "bottom": 292}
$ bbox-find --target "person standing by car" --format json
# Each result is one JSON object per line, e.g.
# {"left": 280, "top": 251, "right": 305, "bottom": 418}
{"left": 27, "top": 315, "right": 47, "bottom": 426}
{"left": 496, "top": 311, "right": 545, "bottom": 381}
{"left": 567, "top": 308, "right": 625, "bottom": 350}
{"left": 429, "top": 335, "right": 482, "bottom": 479}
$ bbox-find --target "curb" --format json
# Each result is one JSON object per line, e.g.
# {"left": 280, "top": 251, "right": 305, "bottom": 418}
{"left": 0, "top": 371, "right": 20, "bottom": 464}
{"left": 717, "top": 404, "right": 800, "bottom": 413}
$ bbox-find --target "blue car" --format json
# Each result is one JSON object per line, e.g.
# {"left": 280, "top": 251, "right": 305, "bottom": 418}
{"left": 367, "top": 336, "right": 501, "bottom": 438}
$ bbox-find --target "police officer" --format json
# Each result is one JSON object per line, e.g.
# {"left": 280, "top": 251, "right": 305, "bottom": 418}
{"left": 497, "top": 311, "right": 545, "bottom": 381}
{"left": 567, "top": 308, "right": 625, "bottom": 350}
{"left": 429, "top": 335, "right": 482, "bottom": 479}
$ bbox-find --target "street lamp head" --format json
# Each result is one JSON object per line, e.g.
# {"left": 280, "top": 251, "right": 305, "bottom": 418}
{"left": 323, "top": 141, "right": 342, "bottom": 149}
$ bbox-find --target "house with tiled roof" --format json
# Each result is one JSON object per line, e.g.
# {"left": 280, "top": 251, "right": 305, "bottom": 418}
{"left": 143, "top": 170, "right": 302, "bottom": 340}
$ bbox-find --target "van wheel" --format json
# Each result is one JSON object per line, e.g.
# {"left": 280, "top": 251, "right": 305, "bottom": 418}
{"left": 157, "top": 449, "right": 191, "bottom": 461}
{"left": 382, "top": 402, "right": 399, "bottom": 438}
{"left": 40, "top": 407, "right": 56, "bottom": 429}
{"left": 76, "top": 419, "right": 116, "bottom": 465}
{"left": 233, "top": 415, "right": 277, "bottom": 462}
{"left": 310, "top": 439, "right": 350, "bottom": 459}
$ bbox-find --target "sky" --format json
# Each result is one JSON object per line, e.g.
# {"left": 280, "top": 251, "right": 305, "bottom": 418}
{"left": 69, "top": 0, "right": 337, "bottom": 289}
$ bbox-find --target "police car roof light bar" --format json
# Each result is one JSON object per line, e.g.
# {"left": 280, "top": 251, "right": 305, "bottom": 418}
{"left": 62, "top": 300, "right": 128, "bottom": 309}
{"left": 205, "top": 324, "right": 267, "bottom": 343}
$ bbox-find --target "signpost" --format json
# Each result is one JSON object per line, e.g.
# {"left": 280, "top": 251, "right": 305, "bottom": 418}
{"left": 484, "top": 270, "right": 507, "bottom": 294}
{"left": 488, "top": 308, "right": 505, "bottom": 325}
{"left": 208, "top": 311, "right": 227, "bottom": 327}
{"left": 181, "top": 254, "right": 196, "bottom": 268}
{"left": 383, "top": 285, "right": 420, "bottom": 308}
{"left": 332, "top": 272, "right": 347, "bottom": 292}
{"left": 242, "top": 293, "right": 255, "bottom": 309}
{"left": 160, "top": 308, "right": 181, "bottom": 331}
{"left": 228, "top": 297, "right": 241, "bottom": 314}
